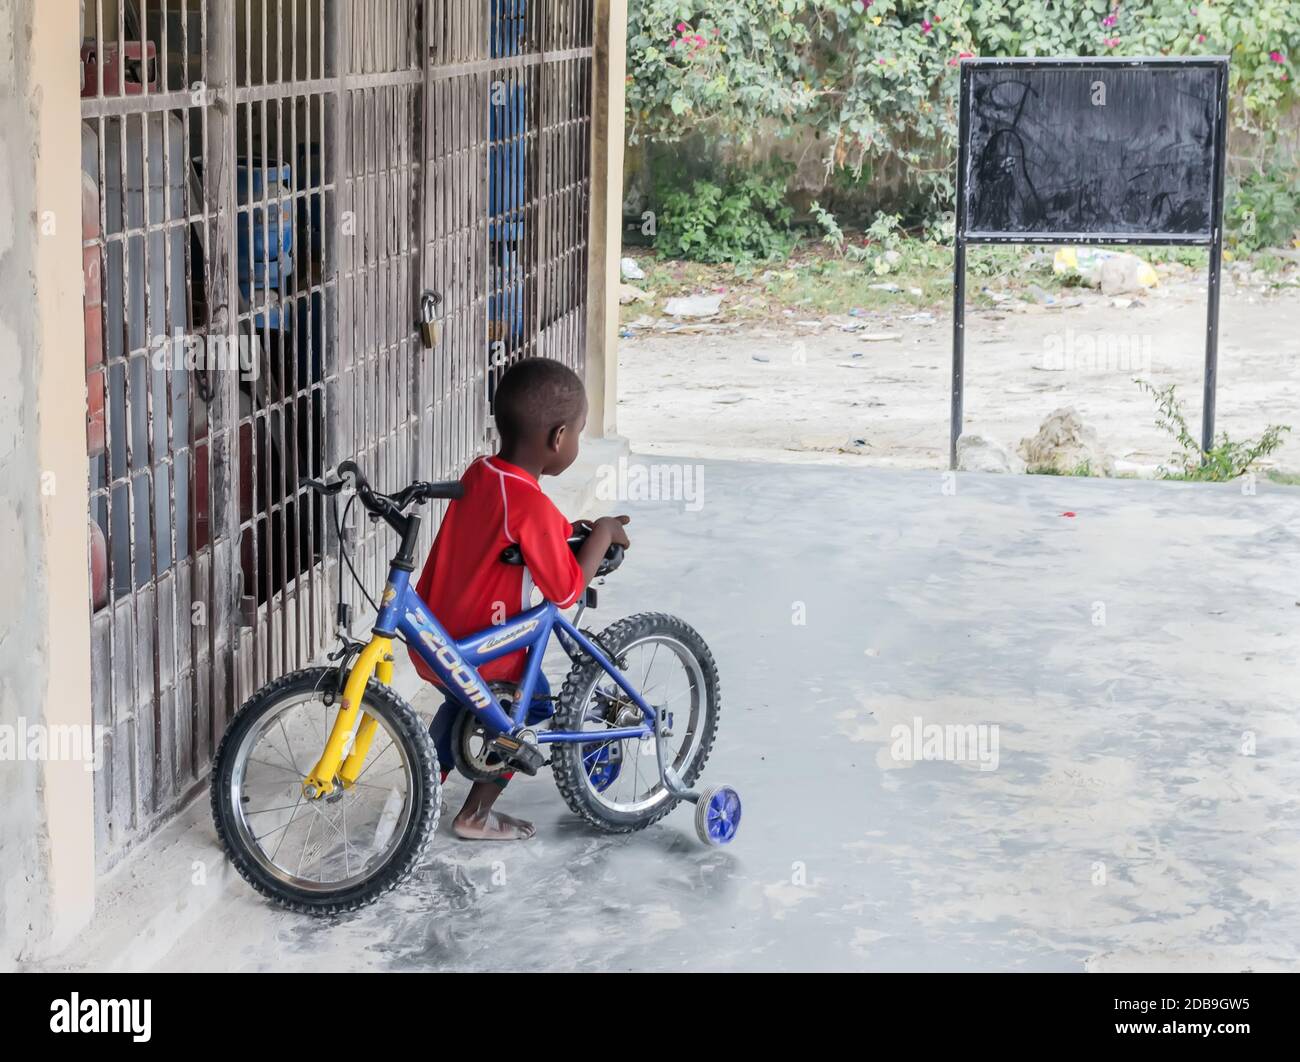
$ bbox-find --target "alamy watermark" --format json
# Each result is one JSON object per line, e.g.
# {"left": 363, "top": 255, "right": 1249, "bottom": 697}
{"left": 50, "top": 994, "right": 151, "bottom": 1042}
{"left": 150, "top": 328, "right": 261, "bottom": 381}
{"left": 1039, "top": 328, "right": 1153, "bottom": 374}
{"left": 595, "top": 456, "right": 705, "bottom": 512}
{"left": 0, "top": 720, "right": 107, "bottom": 772}
{"left": 890, "top": 716, "right": 1000, "bottom": 771}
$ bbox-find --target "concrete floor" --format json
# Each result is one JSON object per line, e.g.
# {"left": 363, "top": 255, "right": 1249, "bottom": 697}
{"left": 157, "top": 460, "right": 1300, "bottom": 971}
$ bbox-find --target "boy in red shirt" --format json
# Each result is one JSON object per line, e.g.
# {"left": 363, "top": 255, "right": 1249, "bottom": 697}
{"left": 411, "top": 357, "right": 630, "bottom": 840}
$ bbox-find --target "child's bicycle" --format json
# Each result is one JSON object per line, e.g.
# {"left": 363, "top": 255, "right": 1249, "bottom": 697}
{"left": 210, "top": 461, "right": 742, "bottom": 914}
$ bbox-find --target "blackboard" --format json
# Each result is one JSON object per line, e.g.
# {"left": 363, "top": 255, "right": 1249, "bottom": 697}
{"left": 959, "top": 58, "right": 1228, "bottom": 242}
{"left": 949, "top": 57, "right": 1230, "bottom": 471}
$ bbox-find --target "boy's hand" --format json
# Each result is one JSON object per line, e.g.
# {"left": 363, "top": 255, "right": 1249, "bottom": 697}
{"left": 575, "top": 515, "right": 631, "bottom": 586}
{"left": 595, "top": 514, "right": 631, "bottom": 549}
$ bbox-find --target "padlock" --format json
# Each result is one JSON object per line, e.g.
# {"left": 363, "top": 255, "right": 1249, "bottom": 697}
{"left": 419, "top": 290, "right": 442, "bottom": 349}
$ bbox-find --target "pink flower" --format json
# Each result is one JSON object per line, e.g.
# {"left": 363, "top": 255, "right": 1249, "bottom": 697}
{"left": 948, "top": 50, "right": 975, "bottom": 66}
{"left": 1102, "top": 14, "right": 1117, "bottom": 27}
{"left": 1104, "top": 36, "right": 1120, "bottom": 48}
{"left": 1269, "top": 50, "right": 1285, "bottom": 63}
{"left": 676, "top": 22, "right": 687, "bottom": 32}
{"left": 669, "top": 39, "right": 678, "bottom": 48}
{"left": 1197, "top": 34, "right": 1206, "bottom": 43}
{"left": 860, "top": 0, "right": 874, "bottom": 9}
{"left": 922, "top": 19, "right": 933, "bottom": 34}
{"left": 877, "top": 58, "right": 887, "bottom": 65}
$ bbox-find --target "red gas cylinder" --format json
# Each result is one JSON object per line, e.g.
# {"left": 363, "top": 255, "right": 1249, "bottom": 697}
{"left": 88, "top": 518, "right": 108, "bottom": 610}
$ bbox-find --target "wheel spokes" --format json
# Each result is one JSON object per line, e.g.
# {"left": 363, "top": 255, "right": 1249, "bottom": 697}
{"left": 232, "top": 693, "right": 416, "bottom": 893}
{"left": 575, "top": 635, "right": 705, "bottom": 813}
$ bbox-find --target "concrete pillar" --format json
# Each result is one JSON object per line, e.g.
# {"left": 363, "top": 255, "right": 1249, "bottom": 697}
{"left": 2, "top": 0, "right": 97, "bottom": 966}
{"left": 32, "top": 0, "right": 96, "bottom": 956}
{"left": 584, "top": 0, "right": 627, "bottom": 438}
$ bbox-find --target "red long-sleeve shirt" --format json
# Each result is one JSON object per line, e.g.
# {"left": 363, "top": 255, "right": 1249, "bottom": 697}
{"left": 410, "top": 456, "right": 584, "bottom": 684}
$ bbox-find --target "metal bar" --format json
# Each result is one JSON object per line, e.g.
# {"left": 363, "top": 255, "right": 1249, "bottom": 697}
{"left": 273, "top": 0, "right": 291, "bottom": 676}
{"left": 179, "top": 0, "right": 199, "bottom": 785}
{"left": 209, "top": 0, "right": 241, "bottom": 734}
{"left": 950, "top": 241, "right": 965, "bottom": 472}
{"left": 534, "top": 12, "right": 549, "bottom": 356}
{"left": 1201, "top": 61, "right": 1230, "bottom": 457}
{"left": 152, "top": 0, "right": 181, "bottom": 810}
{"left": 429, "top": 45, "right": 590, "bottom": 81}
{"left": 233, "top": 68, "right": 422, "bottom": 102}
{"left": 951, "top": 63, "right": 970, "bottom": 471}
{"left": 961, "top": 55, "right": 1230, "bottom": 69}
{"left": 962, "top": 232, "right": 1214, "bottom": 246}
{"left": 415, "top": 0, "right": 432, "bottom": 484}
{"left": 82, "top": 90, "right": 203, "bottom": 118}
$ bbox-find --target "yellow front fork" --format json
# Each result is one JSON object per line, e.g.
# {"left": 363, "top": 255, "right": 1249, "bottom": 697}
{"left": 303, "top": 636, "right": 393, "bottom": 796}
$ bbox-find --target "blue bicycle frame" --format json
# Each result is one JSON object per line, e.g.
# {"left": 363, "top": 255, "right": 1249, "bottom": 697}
{"left": 376, "top": 566, "right": 654, "bottom": 745}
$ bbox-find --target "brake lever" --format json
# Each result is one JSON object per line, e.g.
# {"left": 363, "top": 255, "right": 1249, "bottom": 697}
{"left": 388, "top": 482, "right": 429, "bottom": 511}
{"left": 304, "top": 477, "right": 345, "bottom": 497}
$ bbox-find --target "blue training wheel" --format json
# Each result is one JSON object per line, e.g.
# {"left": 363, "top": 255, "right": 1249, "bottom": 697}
{"left": 694, "top": 784, "right": 741, "bottom": 846}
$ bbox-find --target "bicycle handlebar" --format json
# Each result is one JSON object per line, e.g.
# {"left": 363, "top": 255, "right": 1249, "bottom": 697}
{"left": 500, "top": 526, "right": 625, "bottom": 578}
{"left": 306, "top": 462, "right": 464, "bottom": 519}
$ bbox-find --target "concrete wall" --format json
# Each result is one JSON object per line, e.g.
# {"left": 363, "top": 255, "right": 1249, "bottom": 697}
{"left": 0, "top": 0, "right": 52, "bottom": 971}
{"left": 0, "top": 0, "right": 96, "bottom": 967}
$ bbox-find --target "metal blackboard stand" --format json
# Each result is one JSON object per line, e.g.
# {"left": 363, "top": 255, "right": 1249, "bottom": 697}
{"left": 950, "top": 56, "right": 1230, "bottom": 470}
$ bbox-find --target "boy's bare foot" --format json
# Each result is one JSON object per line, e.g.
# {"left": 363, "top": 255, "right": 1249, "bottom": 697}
{"left": 452, "top": 808, "right": 536, "bottom": 841}
{"left": 449, "top": 780, "right": 535, "bottom": 840}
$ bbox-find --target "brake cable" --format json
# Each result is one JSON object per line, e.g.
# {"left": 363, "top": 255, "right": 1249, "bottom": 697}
{"left": 328, "top": 486, "right": 410, "bottom": 649}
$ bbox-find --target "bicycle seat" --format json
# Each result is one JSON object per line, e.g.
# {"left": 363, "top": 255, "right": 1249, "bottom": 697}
{"left": 500, "top": 525, "right": 625, "bottom": 577}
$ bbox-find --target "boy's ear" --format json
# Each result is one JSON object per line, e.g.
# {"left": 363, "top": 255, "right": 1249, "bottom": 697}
{"left": 548, "top": 422, "right": 566, "bottom": 452}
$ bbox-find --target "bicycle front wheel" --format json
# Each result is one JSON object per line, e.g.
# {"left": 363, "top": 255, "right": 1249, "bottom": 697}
{"left": 210, "top": 667, "right": 440, "bottom": 915}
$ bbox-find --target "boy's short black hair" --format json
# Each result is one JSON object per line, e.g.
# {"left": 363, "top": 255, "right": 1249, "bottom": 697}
{"left": 493, "top": 357, "right": 586, "bottom": 443}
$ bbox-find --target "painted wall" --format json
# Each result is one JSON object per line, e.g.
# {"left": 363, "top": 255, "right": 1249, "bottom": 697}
{"left": 0, "top": 0, "right": 96, "bottom": 967}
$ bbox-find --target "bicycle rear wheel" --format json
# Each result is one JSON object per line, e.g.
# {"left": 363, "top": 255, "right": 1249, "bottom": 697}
{"left": 551, "top": 613, "right": 720, "bottom": 832}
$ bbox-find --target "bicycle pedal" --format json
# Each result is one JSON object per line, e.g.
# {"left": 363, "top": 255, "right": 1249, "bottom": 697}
{"left": 489, "top": 733, "right": 545, "bottom": 776}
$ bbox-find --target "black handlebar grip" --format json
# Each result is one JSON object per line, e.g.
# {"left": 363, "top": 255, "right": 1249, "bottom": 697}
{"left": 425, "top": 480, "right": 464, "bottom": 501}
{"left": 599, "top": 544, "right": 625, "bottom": 576}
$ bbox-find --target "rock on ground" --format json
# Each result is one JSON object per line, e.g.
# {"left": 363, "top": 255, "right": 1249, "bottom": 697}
{"left": 1018, "top": 407, "right": 1115, "bottom": 476}
{"left": 664, "top": 293, "right": 723, "bottom": 317}
{"left": 956, "top": 433, "right": 1023, "bottom": 473}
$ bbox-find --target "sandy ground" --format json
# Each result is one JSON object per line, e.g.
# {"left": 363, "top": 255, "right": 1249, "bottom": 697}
{"left": 152, "top": 460, "right": 1300, "bottom": 971}
{"left": 619, "top": 277, "right": 1300, "bottom": 473}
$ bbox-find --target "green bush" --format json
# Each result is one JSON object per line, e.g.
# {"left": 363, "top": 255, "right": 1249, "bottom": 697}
{"left": 629, "top": 1, "right": 1300, "bottom": 239}
{"left": 655, "top": 172, "right": 797, "bottom": 262}
{"left": 1227, "top": 164, "right": 1300, "bottom": 252}
{"left": 1136, "top": 379, "right": 1292, "bottom": 481}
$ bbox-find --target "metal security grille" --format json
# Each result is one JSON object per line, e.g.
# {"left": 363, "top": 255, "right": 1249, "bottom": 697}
{"left": 80, "top": 0, "right": 593, "bottom": 867}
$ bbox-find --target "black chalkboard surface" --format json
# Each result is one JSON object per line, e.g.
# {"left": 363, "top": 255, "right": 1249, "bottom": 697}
{"left": 959, "top": 58, "right": 1228, "bottom": 242}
